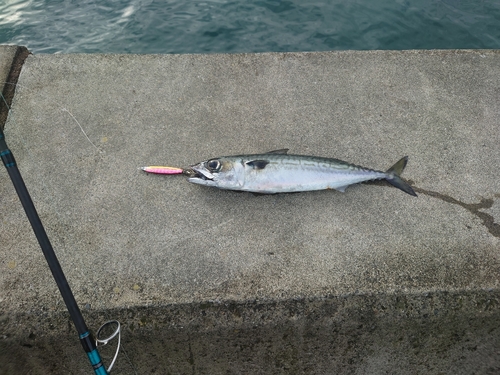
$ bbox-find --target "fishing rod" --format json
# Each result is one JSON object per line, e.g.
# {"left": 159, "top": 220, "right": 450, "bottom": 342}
{"left": 0, "top": 125, "right": 119, "bottom": 374}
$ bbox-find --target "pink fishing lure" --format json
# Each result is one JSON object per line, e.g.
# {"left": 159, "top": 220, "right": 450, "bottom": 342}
{"left": 141, "top": 166, "right": 184, "bottom": 175}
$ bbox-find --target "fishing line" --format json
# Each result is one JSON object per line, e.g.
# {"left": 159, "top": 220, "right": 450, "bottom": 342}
{"left": 61, "top": 106, "right": 101, "bottom": 152}
{"left": 1, "top": 81, "right": 101, "bottom": 152}
{"left": 0, "top": 82, "right": 130, "bottom": 373}
{"left": 0, "top": 82, "right": 103, "bottom": 212}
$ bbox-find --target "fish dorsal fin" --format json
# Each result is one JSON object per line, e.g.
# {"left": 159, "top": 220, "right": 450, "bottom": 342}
{"left": 246, "top": 160, "right": 270, "bottom": 169}
{"left": 266, "top": 149, "right": 289, "bottom": 154}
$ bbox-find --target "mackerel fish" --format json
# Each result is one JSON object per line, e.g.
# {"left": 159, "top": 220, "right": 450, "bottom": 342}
{"left": 186, "top": 149, "right": 417, "bottom": 196}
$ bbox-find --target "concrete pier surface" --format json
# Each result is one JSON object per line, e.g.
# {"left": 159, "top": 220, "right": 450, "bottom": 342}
{"left": 1, "top": 47, "right": 499, "bottom": 374}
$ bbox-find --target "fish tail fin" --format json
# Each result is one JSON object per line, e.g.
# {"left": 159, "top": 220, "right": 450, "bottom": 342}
{"left": 385, "top": 156, "right": 417, "bottom": 197}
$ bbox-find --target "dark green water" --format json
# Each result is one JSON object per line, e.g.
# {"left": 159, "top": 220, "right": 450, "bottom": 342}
{"left": 0, "top": 0, "right": 499, "bottom": 54}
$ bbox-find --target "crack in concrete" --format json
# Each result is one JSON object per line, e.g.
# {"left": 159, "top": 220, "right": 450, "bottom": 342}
{"left": 411, "top": 183, "right": 500, "bottom": 238}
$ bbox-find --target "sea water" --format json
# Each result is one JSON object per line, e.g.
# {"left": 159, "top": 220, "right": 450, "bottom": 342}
{"left": 0, "top": 0, "right": 499, "bottom": 54}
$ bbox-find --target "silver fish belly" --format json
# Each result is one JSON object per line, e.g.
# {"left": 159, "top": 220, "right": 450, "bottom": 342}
{"left": 187, "top": 149, "right": 416, "bottom": 196}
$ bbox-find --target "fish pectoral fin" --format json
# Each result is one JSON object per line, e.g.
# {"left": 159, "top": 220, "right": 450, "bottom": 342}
{"left": 246, "top": 159, "right": 270, "bottom": 169}
{"left": 265, "top": 149, "right": 289, "bottom": 154}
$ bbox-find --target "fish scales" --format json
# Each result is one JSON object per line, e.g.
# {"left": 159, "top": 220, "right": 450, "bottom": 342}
{"left": 239, "top": 154, "right": 384, "bottom": 193}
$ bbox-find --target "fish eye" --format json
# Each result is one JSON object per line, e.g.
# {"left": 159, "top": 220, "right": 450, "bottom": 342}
{"left": 207, "top": 159, "right": 221, "bottom": 172}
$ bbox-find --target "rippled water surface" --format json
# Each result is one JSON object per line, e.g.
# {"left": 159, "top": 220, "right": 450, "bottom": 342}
{"left": 0, "top": 0, "right": 499, "bottom": 53}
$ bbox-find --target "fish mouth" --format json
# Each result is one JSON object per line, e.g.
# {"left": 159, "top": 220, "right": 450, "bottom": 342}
{"left": 185, "top": 165, "right": 215, "bottom": 181}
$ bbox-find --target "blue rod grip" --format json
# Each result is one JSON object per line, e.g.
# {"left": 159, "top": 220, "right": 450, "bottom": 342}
{"left": 80, "top": 331, "right": 109, "bottom": 374}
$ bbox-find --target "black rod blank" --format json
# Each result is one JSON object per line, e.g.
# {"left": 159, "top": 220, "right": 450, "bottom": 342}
{"left": 1, "top": 129, "right": 107, "bottom": 374}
